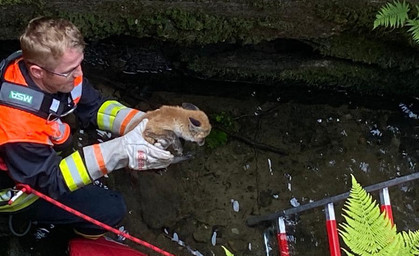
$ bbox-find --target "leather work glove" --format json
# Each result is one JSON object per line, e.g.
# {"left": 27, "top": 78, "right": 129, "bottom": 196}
{"left": 83, "top": 119, "right": 174, "bottom": 181}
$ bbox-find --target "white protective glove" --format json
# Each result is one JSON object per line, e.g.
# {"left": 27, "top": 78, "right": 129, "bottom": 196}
{"left": 83, "top": 119, "right": 174, "bottom": 180}
{"left": 123, "top": 119, "right": 174, "bottom": 170}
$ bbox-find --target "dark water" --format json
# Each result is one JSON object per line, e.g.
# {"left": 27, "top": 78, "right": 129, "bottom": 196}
{"left": 1, "top": 38, "right": 419, "bottom": 256}
{"left": 93, "top": 69, "right": 419, "bottom": 255}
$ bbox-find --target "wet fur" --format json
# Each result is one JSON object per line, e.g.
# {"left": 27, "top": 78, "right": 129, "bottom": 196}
{"left": 124, "top": 104, "right": 212, "bottom": 155}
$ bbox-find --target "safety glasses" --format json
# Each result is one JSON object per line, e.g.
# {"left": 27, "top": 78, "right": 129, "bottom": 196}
{"left": 28, "top": 62, "right": 81, "bottom": 78}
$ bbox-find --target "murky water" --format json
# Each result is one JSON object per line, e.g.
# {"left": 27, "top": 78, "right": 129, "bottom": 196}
{"left": 2, "top": 38, "right": 419, "bottom": 255}
{"left": 90, "top": 66, "right": 419, "bottom": 256}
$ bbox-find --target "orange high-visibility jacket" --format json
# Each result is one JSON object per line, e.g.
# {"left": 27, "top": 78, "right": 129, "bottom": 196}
{"left": 0, "top": 52, "right": 82, "bottom": 147}
{"left": 0, "top": 51, "right": 137, "bottom": 210}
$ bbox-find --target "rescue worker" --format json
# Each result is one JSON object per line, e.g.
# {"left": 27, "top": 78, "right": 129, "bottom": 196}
{"left": 0, "top": 16, "right": 174, "bottom": 238}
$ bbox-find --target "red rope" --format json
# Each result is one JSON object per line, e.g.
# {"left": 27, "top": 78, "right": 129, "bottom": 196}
{"left": 17, "top": 184, "right": 175, "bottom": 256}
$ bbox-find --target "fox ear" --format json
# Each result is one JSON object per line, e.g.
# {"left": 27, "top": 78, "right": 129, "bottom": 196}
{"left": 189, "top": 117, "right": 201, "bottom": 127}
{"left": 182, "top": 103, "right": 199, "bottom": 111}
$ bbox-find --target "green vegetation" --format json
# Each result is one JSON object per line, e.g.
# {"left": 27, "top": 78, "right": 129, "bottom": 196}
{"left": 205, "top": 112, "right": 238, "bottom": 149}
{"left": 213, "top": 111, "right": 235, "bottom": 129}
{"left": 206, "top": 129, "right": 228, "bottom": 149}
{"left": 339, "top": 175, "right": 419, "bottom": 255}
{"left": 374, "top": 0, "right": 419, "bottom": 44}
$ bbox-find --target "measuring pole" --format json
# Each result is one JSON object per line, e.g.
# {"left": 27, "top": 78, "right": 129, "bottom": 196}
{"left": 379, "top": 187, "right": 394, "bottom": 226}
{"left": 325, "top": 203, "right": 341, "bottom": 256}
{"left": 276, "top": 217, "right": 289, "bottom": 256}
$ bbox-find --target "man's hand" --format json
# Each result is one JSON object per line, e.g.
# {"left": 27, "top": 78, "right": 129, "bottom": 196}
{"left": 123, "top": 119, "right": 174, "bottom": 170}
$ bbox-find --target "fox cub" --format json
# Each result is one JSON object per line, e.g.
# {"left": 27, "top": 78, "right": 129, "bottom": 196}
{"left": 125, "top": 103, "right": 211, "bottom": 155}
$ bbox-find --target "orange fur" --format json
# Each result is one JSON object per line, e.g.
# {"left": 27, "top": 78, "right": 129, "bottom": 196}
{"left": 125, "top": 105, "right": 211, "bottom": 149}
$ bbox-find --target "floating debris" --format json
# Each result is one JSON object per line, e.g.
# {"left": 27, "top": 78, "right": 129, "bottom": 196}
{"left": 164, "top": 229, "right": 204, "bottom": 256}
{"left": 116, "top": 226, "right": 128, "bottom": 242}
{"left": 290, "top": 197, "right": 300, "bottom": 207}
{"left": 370, "top": 128, "right": 382, "bottom": 137}
{"left": 231, "top": 228, "right": 239, "bottom": 234}
{"left": 267, "top": 158, "right": 273, "bottom": 175}
{"left": 263, "top": 229, "right": 273, "bottom": 256}
{"left": 285, "top": 173, "right": 292, "bottom": 191}
{"left": 211, "top": 231, "right": 217, "bottom": 246}
{"left": 172, "top": 232, "right": 179, "bottom": 242}
{"left": 387, "top": 125, "right": 400, "bottom": 134}
{"left": 231, "top": 199, "right": 240, "bottom": 212}
{"left": 399, "top": 103, "right": 419, "bottom": 119}
{"left": 359, "top": 162, "right": 369, "bottom": 173}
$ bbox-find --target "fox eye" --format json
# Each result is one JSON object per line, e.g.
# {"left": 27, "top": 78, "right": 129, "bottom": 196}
{"left": 189, "top": 117, "right": 201, "bottom": 127}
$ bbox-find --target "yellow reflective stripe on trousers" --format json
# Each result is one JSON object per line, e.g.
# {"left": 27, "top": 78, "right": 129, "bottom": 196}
{"left": 59, "top": 151, "right": 91, "bottom": 191}
{"left": 97, "top": 100, "right": 126, "bottom": 131}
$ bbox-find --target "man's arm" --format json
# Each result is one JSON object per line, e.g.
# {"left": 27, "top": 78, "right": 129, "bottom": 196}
{"left": 75, "top": 77, "right": 143, "bottom": 135}
{"left": 4, "top": 120, "right": 173, "bottom": 199}
{"left": 3, "top": 142, "right": 70, "bottom": 199}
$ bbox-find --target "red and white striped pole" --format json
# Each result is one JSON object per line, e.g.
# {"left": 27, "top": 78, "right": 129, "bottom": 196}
{"left": 276, "top": 217, "right": 289, "bottom": 256}
{"left": 325, "top": 203, "right": 341, "bottom": 256}
{"left": 379, "top": 187, "right": 394, "bottom": 225}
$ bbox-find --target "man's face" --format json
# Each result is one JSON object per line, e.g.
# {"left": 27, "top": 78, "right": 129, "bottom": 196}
{"left": 41, "top": 48, "right": 84, "bottom": 94}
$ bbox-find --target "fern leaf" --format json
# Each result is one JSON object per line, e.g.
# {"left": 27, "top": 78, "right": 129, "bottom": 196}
{"left": 373, "top": 0, "right": 410, "bottom": 29}
{"left": 407, "top": 19, "right": 419, "bottom": 44}
{"left": 399, "top": 230, "right": 419, "bottom": 255}
{"left": 339, "top": 175, "right": 399, "bottom": 255}
{"left": 221, "top": 246, "right": 235, "bottom": 256}
{"left": 377, "top": 234, "right": 403, "bottom": 256}
{"left": 341, "top": 248, "right": 355, "bottom": 256}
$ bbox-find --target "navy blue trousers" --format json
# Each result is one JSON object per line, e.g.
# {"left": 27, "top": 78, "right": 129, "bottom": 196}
{"left": 15, "top": 184, "right": 127, "bottom": 235}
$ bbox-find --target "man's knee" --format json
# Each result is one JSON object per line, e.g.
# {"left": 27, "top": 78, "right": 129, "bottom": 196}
{"left": 107, "top": 191, "right": 127, "bottom": 224}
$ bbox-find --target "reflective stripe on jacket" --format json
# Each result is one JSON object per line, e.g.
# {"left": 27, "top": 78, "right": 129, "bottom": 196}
{"left": 97, "top": 100, "right": 143, "bottom": 135}
{"left": 0, "top": 52, "right": 84, "bottom": 210}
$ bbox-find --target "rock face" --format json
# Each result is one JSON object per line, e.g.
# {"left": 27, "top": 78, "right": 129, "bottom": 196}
{"left": 1, "top": 0, "right": 419, "bottom": 95}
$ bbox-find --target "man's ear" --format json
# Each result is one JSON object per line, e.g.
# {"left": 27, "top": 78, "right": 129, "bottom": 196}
{"left": 28, "top": 65, "right": 44, "bottom": 79}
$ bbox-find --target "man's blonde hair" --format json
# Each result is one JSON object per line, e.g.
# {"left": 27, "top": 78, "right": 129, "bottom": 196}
{"left": 20, "top": 17, "right": 86, "bottom": 69}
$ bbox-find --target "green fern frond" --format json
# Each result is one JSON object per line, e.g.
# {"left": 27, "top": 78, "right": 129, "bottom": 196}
{"left": 373, "top": 0, "right": 410, "bottom": 29}
{"left": 339, "top": 175, "right": 399, "bottom": 255}
{"left": 407, "top": 19, "right": 419, "bottom": 43}
{"left": 399, "top": 230, "right": 419, "bottom": 255}
{"left": 341, "top": 248, "right": 355, "bottom": 256}
{"left": 377, "top": 234, "right": 403, "bottom": 256}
